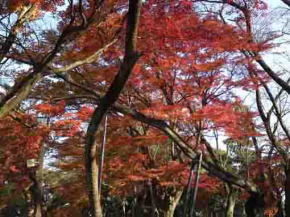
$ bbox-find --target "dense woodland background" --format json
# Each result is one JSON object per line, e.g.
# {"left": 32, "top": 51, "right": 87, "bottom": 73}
{"left": 1, "top": 0, "right": 290, "bottom": 216}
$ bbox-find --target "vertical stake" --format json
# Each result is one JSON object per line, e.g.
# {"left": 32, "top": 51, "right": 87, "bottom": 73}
{"left": 183, "top": 158, "right": 196, "bottom": 217}
{"left": 189, "top": 153, "right": 203, "bottom": 217}
{"left": 98, "top": 115, "right": 108, "bottom": 194}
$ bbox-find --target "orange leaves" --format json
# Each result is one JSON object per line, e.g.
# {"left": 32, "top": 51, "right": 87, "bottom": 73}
{"left": 109, "top": 136, "right": 133, "bottom": 147}
{"left": 8, "top": 0, "right": 34, "bottom": 11}
{"left": 132, "top": 134, "right": 168, "bottom": 147}
{"left": 75, "top": 106, "right": 94, "bottom": 121}
{"left": 51, "top": 180, "right": 88, "bottom": 217}
{"left": 141, "top": 104, "right": 190, "bottom": 121}
{"left": 8, "top": 0, "right": 64, "bottom": 13}
{"left": 35, "top": 100, "right": 65, "bottom": 116}
{"left": 0, "top": 115, "right": 46, "bottom": 190}
{"left": 139, "top": 13, "right": 199, "bottom": 53}
{"left": 265, "top": 208, "right": 278, "bottom": 217}
{"left": 26, "top": 135, "right": 42, "bottom": 154}
{"left": 3, "top": 0, "right": 275, "bottom": 213}
{"left": 125, "top": 161, "right": 188, "bottom": 186}
{"left": 138, "top": 0, "right": 265, "bottom": 60}
{"left": 108, "top": 118, "right": 168, "bottom": 148}
{"left": 62, "top": 11, "right": 122, "bottom": 62}
{"left": 104, "top": 12, "right": 124, "bottom": 29}
{"left": 128, "top": 153, "right": 148, "bottom": 164}
{"left": 127, "top": 174, "right": 147, "bottom": 182}
{"left": 53, "top": 119, "right": 82, "bottom": 137}
{"left": 152, "top": 161, "right": 220, "bottom": 191}
{"left": 149, "top": 161, "right": 188, "bottom": 186}
{"left": 106, "top": 153, "right": 149, "bottom": 195}
{"left": 192, "top": 101, "right": 260, "bottom": 140}
{"left": 107, "top": 156, "right": 220, "bottom": 196}
{"left": 109, "top": 134, "right": 167, "bottom": 149}
{"left": 9, "top": 165, "right": 21, "bottom": 173}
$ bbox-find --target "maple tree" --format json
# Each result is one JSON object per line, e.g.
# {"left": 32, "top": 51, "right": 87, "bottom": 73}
{"left": 1, "top": 0, "right": 290, "bottom": 217}
{"left": 0, "top": 113, "right": 49, "bottom": 216}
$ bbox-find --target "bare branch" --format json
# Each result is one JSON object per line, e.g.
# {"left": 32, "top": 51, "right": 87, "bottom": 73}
{"left": 51, "top": 39, "right": 117, "bottom": 73}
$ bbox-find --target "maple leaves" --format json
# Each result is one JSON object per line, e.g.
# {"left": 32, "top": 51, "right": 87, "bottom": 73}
{"left": 1, "top": 0, "right": 287, "bottom": 216}
{"left": 35, "top": 100, "right": 66, "bottom": 116}
{"left": 0, "top": 114, "right": 47, "bottom": 194}
{"left": 107, "top": 153, "right": 220, "bottom": 196}
{"left": 194, "top": 101, "right": 260, "bottom": 140}
{"left": 102, "top": 115, "right": 221, "bottom": 198}
{"left": 7, "top": 0, "right": 64, "bottom": 13}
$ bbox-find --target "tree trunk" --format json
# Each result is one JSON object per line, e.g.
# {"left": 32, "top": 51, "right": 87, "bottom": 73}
{"left": 34, "top": 203, "right": 42, "bottom": 217}
{"left": 84, "top": 0, "right": 141, "bottom": 215}
{"left": 225, "top": 185, "right": 236, "bottom": 217}
{"left": 27, "top": 141, "right": 47, "bottom": 217}
{"left": 285, "top": 168, "right": 290, "bottom": 217}
{"left": 28, "top": 173, "right": 43, "bottom": 217}
{"left": 163, "top": 189, "right": 183, "bottom": 217}
{"left": 245, "top": 192, "right": 265, "bottom": 217}
{"left": 85, "top": 137, "right": 103, "bottom": 217}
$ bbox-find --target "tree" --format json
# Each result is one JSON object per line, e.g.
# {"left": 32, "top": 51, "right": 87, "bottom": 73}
{"left": 2, "top": 0, "right": 290, "bottom": 217}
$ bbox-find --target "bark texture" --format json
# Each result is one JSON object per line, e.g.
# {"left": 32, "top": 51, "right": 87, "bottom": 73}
{"left": 84, "top": 0, "right": 142, "bottom": 216}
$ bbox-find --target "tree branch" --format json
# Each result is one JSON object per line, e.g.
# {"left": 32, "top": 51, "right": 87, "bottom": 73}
{"left": 84, "top": 0, "right": 142, "bottom": 216}
{"left": 51, "top": 39, "right": 117, "bottom": 73}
